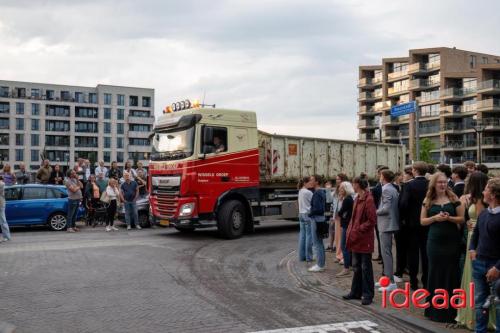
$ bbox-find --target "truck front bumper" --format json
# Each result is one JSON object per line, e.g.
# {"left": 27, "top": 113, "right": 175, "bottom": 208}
{"left": 149, "top": 214, "right": 217, "bottom": 229}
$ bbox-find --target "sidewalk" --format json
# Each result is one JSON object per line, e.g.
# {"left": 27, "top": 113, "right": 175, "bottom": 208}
{"left": 290, "top": 247, "right": 470, "bottom": 333}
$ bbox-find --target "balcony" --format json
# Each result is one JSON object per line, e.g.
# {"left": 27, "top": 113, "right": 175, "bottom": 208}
{"left": 441, "top": 87, "right": 477, "bottom": 101}
{"left": 419, "top": 126, "right": 440, "bottom": 135}
{"left": 387, "top": 87, "right": 407, "bottom": 97}
{"left": 374, "top": 100, "right": 393, "bottom": 111}
{"left": 484, "top": 155, "right": 500, "bottom": 163}
{"left": 399, "top": 129, "right": 410, "bottom": 137}
{"left": 128, "top": 116, "right": 155, "bottom": 125}
{"left": 382, "top": 115, "right": 398, "bottom": 125}
{"left": 358, "top": 133, "right": 380, "bottom": 141}
{"left": 442, "top": 122, "right": 474, "bottom": 133}
{"left": 476, "top": 98, "right": 500, "bottom": 112}
{"left": 408, "top": 61, "right": 441, "bottom": 75}
{"left": 442, "top": 140, "right": 477, "bottom": 149}
{"left": 382, "top": 130, "right": 399, "bottom": 139}
{"left": 128, "top": 131, "right": 151, "bottom": 139}
{"left": 387, "top": 70, "right": 409, "bottom": 82}
{"left": 483, "top": 137, "right": 500, "bottom": 147}
{"left": 358, "top": 119, "right": 379, "bottom": 128}
{"left": 483, "top": 117, "right": 500, "bottom": 129}
{"left": 357, "top": 78, "right": 377, "bottom": 88}
{"left": 409, "top": 79, "right": 440, "bottom": 91}
{"left": 442, "top": 105, "right": 477, "bottom": 117}
{"left": 358, "top": 91, "right": 374, "bottom": 102}
{"left": 477, "top": 80, "right": 500, "bottom": 95}
{"left": 127, "top": 145, "right": 151, "bottom": 153}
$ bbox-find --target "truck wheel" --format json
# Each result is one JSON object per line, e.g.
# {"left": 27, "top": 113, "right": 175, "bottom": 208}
{"left": 218, "top": 200, "right": 246, "bottom": 239}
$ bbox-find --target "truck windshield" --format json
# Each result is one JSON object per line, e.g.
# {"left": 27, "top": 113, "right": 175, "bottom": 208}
{"left": 150, "top": 127, "right": 195, "bottom": 161}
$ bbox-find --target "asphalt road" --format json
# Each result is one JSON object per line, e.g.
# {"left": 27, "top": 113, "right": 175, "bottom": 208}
{"left": 0, "top": 222, "right": 441, "bottom": 333}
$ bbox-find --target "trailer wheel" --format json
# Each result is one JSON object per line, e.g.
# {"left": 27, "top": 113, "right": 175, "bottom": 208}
{"left": 217, "top": 200, "right": 246, "bottom": 239}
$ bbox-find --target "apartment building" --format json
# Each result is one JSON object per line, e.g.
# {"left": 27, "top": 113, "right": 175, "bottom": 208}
{"left": 357, "top": 47, "right": 500, "bottom": 166}
{"left": 0, "top": 80, "right": 155, "bottom": 171}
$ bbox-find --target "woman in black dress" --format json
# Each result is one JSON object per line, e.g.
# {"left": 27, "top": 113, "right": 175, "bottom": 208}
{"left": 420, "top": 172, "right": 465, "bottom": 323}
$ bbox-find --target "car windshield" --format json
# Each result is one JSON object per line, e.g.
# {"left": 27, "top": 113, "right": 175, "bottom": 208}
{"left": 151, "top": 126, "right": 195, "bottom": 161}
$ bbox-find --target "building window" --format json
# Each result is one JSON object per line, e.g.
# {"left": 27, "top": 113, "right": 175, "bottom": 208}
{"left": 75, "top": 136, "right": 98, "bottom": 147}
{"left": 31, "top": 134, "right": 39, "bottom": 146}
{"left": 117, "top": 94, "right": 125, "bottom": 106}
{"left": 0, "top": 118, "right": 9, "bottom": 129}
{"left": 0, "top": 102, "right": 9, "bottom": 114}
{"left": 89, "top": 92, "right": 97, "bottom": 104}
{"left": 75, "top": 107, "right": 98, "bottom": 118}
{"left": 45, "top": 120, "right": 70, "bottom": 132}
{"left": 117, "top": 123, "right": 124, "bottom": 134}
{"left": 116, "top": 152, "right": 124, "bottom": 163}
{"left": 15, "top": 149, "right": 24, "bottom": 162}
{"left": 482, "top": 57, "right": 488, "bottom": 64}
{"left": 0, "top": 86, "right": 8, "bottom": 98}
{"left": 420, "top": 103, "right": 440, "bottom": 117}
{"left": 129, "top": 152, "right": 149, "bottom": 161}
{"left": 31, "top": 89, "right": 40, "bottom": 98}
{"left": 61, "top": 91, "right": 71, "bottom": 101}
{"left": 75, "top": 92, "right": 83, "bottom": 103}
{"left": 104, "top": 107, "right": 111, "bottom": 119}
{"left": 15, "top": 87, "right": 26, "bottom": 98}
{"left": 104, "top": 137, "right": 111, "bottom": 148}
{"left": 31, "top": 103, "right": 40, "bottom": 115}
{"left": 142, "top": 96, "right": 151, "bottom": 107}
{"left": 104, "top": 93, "right": 112, "bottom": 105}
{"left": 129, "top": 124, "right": 151, "bottom": 132}
{"left": 0, "top": 133, "right": 9, "bottom": 145}
{"left": 46, "top": 105, "right": 70, "bottom": 117}
{"left": 16, "top": 118, "right": 24, "bottom": 130}
{"left": 103, "top": 151, "right": 111, "bottom": 163}
{"left": 31, "top": 119, "right": 39, "bottom": 131}
{"left": 31, "top": 150, "right": 39, "bottom": 162}
{"left": 75, "top": 121, "right": 98, "bottom": 133}
{"left": 47, "top": 150, "right": 70, "bottom": 162}
{"left": 15, "top": 134, "right": 24, "bottom": 146}
{"left": 16, "top": 102, "right": 24, "bottom": 114}
{"left": 104, "top": 122, "right": 111, "bottom": 134}
{"left": 117, "top": 108, "right": 124, "bottom": 120}
{"left": 130, "top": 110, "right": 150, "bottom": 117}
{"left": 129, "top": 138, "right": 150, "bottom": 146}
{"left": 117, "top": 137, "right": 123, "bottom": 148}
{"left": 470, "top": 55, "right": 476, "bottom": 69}
{"left": 46, "top": 90, "right": 54, "bottom": 100}
{"left": 129, "top": 95, "right": 138, "bottom": 107}
{"left": 46, "top": 135, "right": 70, "bottom": 147}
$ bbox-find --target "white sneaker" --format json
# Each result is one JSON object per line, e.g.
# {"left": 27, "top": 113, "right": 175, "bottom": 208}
{"left": 127, "top": 226, "right": 131, "bottom": 230}
{"left": 136, "top": 225, "right": 142, "bottom": 230}
{"left": 378, "top": 283, "right": 398, "bottom": 293}
{"left": 105, "top": 226, "right": 111, "bottom": 232}
{"left": 111, "top": 226, "right": 119, "bottom": 231}
{"left": 308, "top": 265, "right": 325, "bottom": 272}
{"left": 393, "top": 275, "right": 403, "bottom": 283}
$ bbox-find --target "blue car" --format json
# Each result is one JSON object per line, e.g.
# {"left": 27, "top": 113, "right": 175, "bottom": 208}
{"left": 5, "top": 184, "right": 85, "bottom": 231}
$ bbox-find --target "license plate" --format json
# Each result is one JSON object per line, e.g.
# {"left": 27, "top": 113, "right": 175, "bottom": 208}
{"left": 159, "top": 219, "right": 170, "bottom": 226}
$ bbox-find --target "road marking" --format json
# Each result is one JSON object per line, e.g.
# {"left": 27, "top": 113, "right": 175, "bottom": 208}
{"left": 250, "top": 320, "right": 379, "bottom": 333}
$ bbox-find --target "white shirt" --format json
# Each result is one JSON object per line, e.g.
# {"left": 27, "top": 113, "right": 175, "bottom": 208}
{"left": 298, "top": 188, "right": 313, "bottom": 214}
{"left": 95, "top": 166, "right": 108, "bottom": 178}
{"left": 106, "top": 185, "right": 119, "bottom": 200}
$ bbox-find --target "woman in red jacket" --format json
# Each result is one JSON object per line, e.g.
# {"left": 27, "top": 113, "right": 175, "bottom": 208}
{"left": 343, "top": 176, "right": 377, "bottom": 305}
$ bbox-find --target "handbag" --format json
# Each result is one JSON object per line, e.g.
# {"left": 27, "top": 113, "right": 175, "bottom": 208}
{"left": 100, "top": 190, "right": 110, "bottom": 203}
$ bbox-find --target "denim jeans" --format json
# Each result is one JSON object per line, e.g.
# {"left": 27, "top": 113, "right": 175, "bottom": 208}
{"left": 0, "top": 206, "right": 11, "bottom": 240}
{"left": 341, "top": 226, "right": 351, "bottom": 268}
{"left": 124, "top": 202, "right": 139, "bottom": 227}
{"left": 472, "top": 258, "right": 500, "bottom": 333}
{"left": 310, "top": 216, "right": 326, "bottom": 268}
{"left": 350, "top": 252, "right": 374, "bottom": 300}
{"left": 298, "top": 213, "right": 313, "bottom": 262}
{"left": 67, "top": 199, "right": 80, "bottom": 229}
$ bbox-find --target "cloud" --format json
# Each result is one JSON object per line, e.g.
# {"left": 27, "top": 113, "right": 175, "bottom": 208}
{"left": 0, "top": 0, "right": 499, "bottom": 141}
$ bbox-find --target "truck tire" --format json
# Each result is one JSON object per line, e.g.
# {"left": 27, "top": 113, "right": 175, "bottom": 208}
{"left": 217, "top": 200, "right": 246, "bottom": 239}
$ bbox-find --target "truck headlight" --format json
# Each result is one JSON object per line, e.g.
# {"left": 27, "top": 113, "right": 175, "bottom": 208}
{"left": 179, "top": 203, "right": 195, "bottom": 217}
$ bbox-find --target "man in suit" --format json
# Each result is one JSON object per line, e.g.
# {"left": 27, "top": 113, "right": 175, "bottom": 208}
{"left": 451, "top": 165, "right": 467, "bottom": 198}
{"left": 399, "top": 161, "right": 429, "bottom": 290}
{"left": 371, "top": 165, "right": 388, "bottom": 262}
{"left": 375, "top": 169, "right": 400, "bottom": 292}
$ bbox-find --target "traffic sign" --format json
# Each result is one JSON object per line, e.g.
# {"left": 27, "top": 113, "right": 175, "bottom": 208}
{"left": 390, "top": 101, "right": 417, "bottom": 117}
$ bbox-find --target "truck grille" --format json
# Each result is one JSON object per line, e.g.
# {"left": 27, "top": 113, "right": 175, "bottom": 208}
{"left": 156, "top": 190, "right": 179, "bottom": 218}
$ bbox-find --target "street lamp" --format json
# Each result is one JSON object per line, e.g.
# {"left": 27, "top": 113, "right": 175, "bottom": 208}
{"left": 472, "top": 115, "right": 486, "bottom": 164}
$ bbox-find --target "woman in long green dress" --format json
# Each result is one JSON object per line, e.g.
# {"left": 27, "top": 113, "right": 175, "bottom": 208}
{"left": 455, "top": 172, "right": 496, "bottom": 330}
{"left": 421, "top": 172, "right": 465, "bottom": 323}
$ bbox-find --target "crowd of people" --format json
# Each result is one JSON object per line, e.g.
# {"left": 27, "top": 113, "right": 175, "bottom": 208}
{"left": 0, "top": 158, "right": 150, "bottom": 241}
{"left": 297, "top": 160, "right": 500, "bottom": 332}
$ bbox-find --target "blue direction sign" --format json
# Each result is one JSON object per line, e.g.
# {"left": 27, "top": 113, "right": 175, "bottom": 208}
{"left": 390, "top": 101, "right": 417, "bottom": 117}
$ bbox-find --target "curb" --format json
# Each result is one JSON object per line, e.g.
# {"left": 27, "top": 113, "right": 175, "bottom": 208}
{"left": 0, "top": 321, "right": 16, "bottom": 333}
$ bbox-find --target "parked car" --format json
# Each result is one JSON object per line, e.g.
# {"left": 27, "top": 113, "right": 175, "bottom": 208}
{"left": 117, "top": 194, "right": 151, "bottom": 228}
{"left": 5, "top": 184, "right": 85, "bottom": 231}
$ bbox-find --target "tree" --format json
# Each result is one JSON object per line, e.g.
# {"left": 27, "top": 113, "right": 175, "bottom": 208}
{"left": 418, "top": 138, "right": 436, "bottom": 164}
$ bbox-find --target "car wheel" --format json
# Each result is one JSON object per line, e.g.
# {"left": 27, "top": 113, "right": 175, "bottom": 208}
{"left": 48, "top": 213, "right": 67, "bottom": 231}
{"left": 139, "top": 211, "right": 150, "bottom": 228}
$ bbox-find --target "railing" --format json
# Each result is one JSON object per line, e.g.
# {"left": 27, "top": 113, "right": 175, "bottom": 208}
{"left": 484, "top": 155, "right": 500, "bottom": 163}
{"left": 476, "top": 98, "right": 500, "bottom": 110}
{"left": 358, "top": 133, "right": 380, "bottom": 141}
{"left": 477, "top": 79, "right": 500, "bottom": 90}
{"left": 374, "top": 100, "right": 392, "bottom": 111}
{"left": 358, "top": 92, "right": 373, "bottom": 100}
{"left": 358, "top": 119, "right": 377, "bottom": 127}
{"left": 383, "top": 130, "right": 399, "bottom": 137}
{"left": 408, "top": 63, "right": 425, "bottom": 73}
{"left": 388, "top": 70, "right": 409, "bottom": 80}
{"left": 442, "top": 140, "right": 477, "bottom": 148}
{"left": 483, "top": 117, "right": 500, "bottom": 127}
{"left": 442, "top": 122, "right": 473, "bottom": 131}
{"left": 426, "top": 61, "right": 441, "bottom": 70}
{"left": 358, "top": 78, "right": 372, "bottom": 86}
{"left": 382, "top": 115, "right": 397, "bottom": 124}
{"left": 441, "top": 87, "right": 477, "bottom": 99}
{"left": 419, "top": 126, "right": 440, "bottom": 135}
{"left": 483, "top": 137, "right": 500, "bottom": 145}
{"left": 373, "top": 76, "right": 383, "bottom": 85}
{"left": 388, "top": 87, "right": 407, "bottom": 95}
{"left": 399, "top": 129, "right": 410, "bottom": 136}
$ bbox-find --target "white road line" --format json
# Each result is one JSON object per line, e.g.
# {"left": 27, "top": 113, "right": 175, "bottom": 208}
{"left": 250, "top": 320, "right": 379, "bottom": 333}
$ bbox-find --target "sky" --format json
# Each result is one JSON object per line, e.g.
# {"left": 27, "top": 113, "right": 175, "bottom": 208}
{"left": 1, "top": 0, "right": 499, "bottom": 140}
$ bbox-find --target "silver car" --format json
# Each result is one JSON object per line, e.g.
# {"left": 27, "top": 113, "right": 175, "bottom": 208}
{"left": 117, "top": 194, "right": 151, "bottom": 228}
